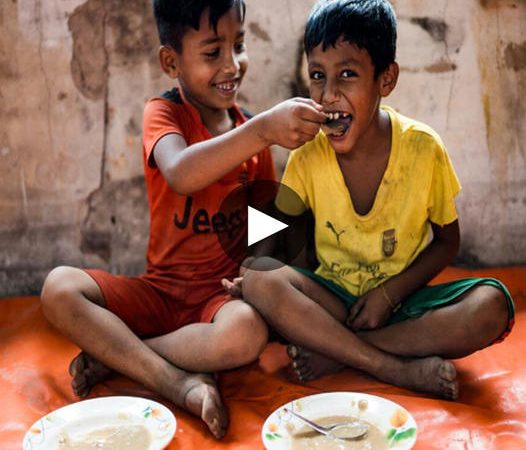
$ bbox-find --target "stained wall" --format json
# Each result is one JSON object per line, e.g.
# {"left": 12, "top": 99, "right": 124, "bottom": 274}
{"left": 0, "top": 0, "right": 524, "bottom": 295}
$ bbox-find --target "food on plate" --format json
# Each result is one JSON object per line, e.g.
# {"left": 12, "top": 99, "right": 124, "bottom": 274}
{"left": 290, "top": 415, "right": 387, "bottom": 450}
{"left": 57, "top": 424, "right": 151, "bottom": 450}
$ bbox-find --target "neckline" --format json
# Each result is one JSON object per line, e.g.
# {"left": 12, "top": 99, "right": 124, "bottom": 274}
{"left": 328, "top": 106, "right": 399, "bottom": 221}
{"left": 177, "top": 86, "right": 243, "bottom": 139}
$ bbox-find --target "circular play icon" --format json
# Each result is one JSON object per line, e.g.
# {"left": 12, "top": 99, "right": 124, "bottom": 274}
{"left": 217, "top": 180, "right": 310, "bottom": 269}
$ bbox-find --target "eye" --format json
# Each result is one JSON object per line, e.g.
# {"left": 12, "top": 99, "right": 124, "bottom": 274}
{"left": 203, "top": 48, "right": 220, "bottom": 59}
{"left": 309, "top": 71, "right": 324, "bottom": 81}
{"left": 234, "top": 41, "right": 246, "bottom": 53}
{"left": 341, "top": 69, "right": 357, "bottom": 78}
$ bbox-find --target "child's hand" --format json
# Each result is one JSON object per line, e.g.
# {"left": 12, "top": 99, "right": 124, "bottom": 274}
{"left": 258, "top": 98, "right": 326, "bottom": 149}
{"left": 346, "top": 287, "right": 393, "bottom": 331}
{"left": 222, "top": 277, "right": 243, "bottom": 297}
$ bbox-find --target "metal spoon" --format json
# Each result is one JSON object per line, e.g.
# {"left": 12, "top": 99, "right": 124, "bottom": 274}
{"left": 283, "top": 408, "right": 368, "bottom": 440}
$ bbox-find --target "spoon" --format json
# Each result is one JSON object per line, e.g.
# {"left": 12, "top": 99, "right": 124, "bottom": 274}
{"left": 283, "top": 408, "right": 368, "bottom": 440}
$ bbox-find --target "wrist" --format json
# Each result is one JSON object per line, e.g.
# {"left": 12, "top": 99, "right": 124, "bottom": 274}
{"left": 379, "top": 283, "right": 401, "bottom": 312}
{"left": 251, "top": 111, "right": 273, "bottom": 148}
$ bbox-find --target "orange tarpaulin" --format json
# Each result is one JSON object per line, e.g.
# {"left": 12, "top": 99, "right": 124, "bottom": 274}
{"left": 2, "top": 266, "right": 525, "bottom": 449}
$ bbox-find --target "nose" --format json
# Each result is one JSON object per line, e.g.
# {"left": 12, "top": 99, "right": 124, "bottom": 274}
{"left": 223, "top": 50, "right": 240, "bottom": 76}
{"left": 322, "top": 79, "right": 340, "bottom": 104}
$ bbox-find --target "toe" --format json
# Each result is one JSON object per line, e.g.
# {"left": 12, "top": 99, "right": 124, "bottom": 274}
{"left": 299, "top": 369, "right": 315, "bottom": 382}
{"left": 293, "top": 360, "right": 312, "bottom": 378}
{"left": 68, "top": 352, "right": 86, "bottom": 377}
{"left": 201, "top": 388, "right": 227, "bottom": 439}
{"left": 438, "top": 360, "right": 457, "bottom": 381}
{"left": 287, "top": 344, "right": 300, "bottom": 359}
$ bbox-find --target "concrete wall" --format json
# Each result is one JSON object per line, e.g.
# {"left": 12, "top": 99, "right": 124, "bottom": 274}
{"left": 0, "top": 0, "right": 524, "bottom": 296}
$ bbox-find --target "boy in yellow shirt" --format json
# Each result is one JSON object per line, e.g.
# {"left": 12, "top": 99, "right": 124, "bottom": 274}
{"left": 238, "top": 0, "right": 514, "bottom": 399}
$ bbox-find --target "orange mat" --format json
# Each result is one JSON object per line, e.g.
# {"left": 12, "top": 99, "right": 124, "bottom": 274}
{"left": 2, "top": 266, "right": 525, "bottom": 450}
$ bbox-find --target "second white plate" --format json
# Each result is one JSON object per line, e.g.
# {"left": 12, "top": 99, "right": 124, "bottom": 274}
{"left": 262, "top": 392, "right": 417, "bottom": 449}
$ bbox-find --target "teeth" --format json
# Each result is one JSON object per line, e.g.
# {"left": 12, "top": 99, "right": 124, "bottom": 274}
{"left": 216, "top": 81, "right": 236, "bottom": 91}
{"left": 324, "top": 111, "right": 350, "bottom": 120}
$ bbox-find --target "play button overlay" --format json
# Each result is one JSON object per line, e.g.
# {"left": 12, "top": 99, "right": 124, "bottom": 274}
{"left": 248, "top": 206, "right": 288, "bottom": 246}
{"left": 217, "top": 180, "right": 310, "bottom": 268}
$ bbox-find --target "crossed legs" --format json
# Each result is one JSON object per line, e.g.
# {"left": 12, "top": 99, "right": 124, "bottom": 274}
{"left": 242, "top": 260, "right": 510, "bottom": 399}
{"left": 41, "top": 266, "right": 268, "bottom": 438}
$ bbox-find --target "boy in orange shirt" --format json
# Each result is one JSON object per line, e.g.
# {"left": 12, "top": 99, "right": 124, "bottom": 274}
{"left": 40, "top": 0, "right": 325, "bottom": 438}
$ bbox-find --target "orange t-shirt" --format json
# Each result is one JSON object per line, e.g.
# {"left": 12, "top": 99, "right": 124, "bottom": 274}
{"left": 142, "top": 87, "right": 275, "bottom": 282}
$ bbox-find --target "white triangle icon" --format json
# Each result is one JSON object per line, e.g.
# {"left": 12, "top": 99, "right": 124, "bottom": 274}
{"left": 247, "top": 206, "right": 289, "bottom": 246}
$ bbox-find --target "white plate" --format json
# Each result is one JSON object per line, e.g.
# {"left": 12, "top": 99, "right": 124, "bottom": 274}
{"left": 262, "top": 392, "right": 417, "bottom": 449}
{"left": 23, "top": 396, "right": 176, "bottom": 450}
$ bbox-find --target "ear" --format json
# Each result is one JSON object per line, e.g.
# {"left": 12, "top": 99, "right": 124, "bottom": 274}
{"left": 379, "top": 62, "right": 399, "bottom": 97}
{"left": 159, "top": 45, "right": 179, "bottom": 79}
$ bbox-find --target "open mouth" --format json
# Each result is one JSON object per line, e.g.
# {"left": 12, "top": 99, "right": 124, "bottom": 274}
{"left": 321, "top": 112, "right": 352, "bottom": 137}
{"left": 214, "top": 79, "right": 239, "bottom": 95}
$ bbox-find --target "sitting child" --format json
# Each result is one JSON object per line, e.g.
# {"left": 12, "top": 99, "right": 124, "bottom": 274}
{"left": 239, "top": 0, "right": 514, "bottom": 400}
{"left": 40, "top": 0, "right": 325, "bottom": 438}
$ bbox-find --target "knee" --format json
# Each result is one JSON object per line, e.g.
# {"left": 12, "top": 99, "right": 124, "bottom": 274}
{"left": 242, "top": 259, "right": 284, "bottom": 308}
{"left": 215, "top": 305, "right": 268, "bottom": 367}
{"left": 483, "top": 286, "right": 510, "bottom": 332}
{"left": 40, "top": 266, "right": 81, "bottom": 320}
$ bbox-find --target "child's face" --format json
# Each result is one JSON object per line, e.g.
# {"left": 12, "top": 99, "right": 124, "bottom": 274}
{"left": 307, "top": 38, "right": 392, "bottom": 154}
{"left": 171, "top": 7, "right": 248, "bottom": 114}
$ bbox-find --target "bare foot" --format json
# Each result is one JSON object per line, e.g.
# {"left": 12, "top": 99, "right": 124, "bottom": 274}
{"left": 382, "top": 356, "right": 458, "bottom": 400}
{"left": 69, "top": 353, "right": 227, "bottom": 438}
{"left": 175, "top": 373, "right": 228, "bottom": 439}
{"left": 287, "top": 344, "right": 344, "bottom": 382}
{"left": 287, "top": 345, "right": 458, "bottom": 399}
{"left": 68, "top": 352, "right": 113, "bottom": 397}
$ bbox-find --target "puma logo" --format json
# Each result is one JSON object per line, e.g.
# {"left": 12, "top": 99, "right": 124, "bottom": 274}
{"left": 326, "top": 221, "right": 345, "bottom": 245}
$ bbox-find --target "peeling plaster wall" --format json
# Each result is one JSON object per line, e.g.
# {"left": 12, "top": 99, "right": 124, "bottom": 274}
{"left": 0, "top": 0, "right": 524, "bottom": 296}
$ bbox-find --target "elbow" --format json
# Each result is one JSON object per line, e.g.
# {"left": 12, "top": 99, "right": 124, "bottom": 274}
{"left": 169, "top": 180, "right": 193, "bottom": 196}
{"left": 163, "top": 166, "right": 196, "bottom": 196}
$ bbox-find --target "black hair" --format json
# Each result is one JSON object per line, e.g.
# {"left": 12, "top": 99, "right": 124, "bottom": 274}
{"left": 304, "top": 0, "right": 397, "bottom": 78}
{"left": 152, "top": 0, "right": 246, "bottom": 53}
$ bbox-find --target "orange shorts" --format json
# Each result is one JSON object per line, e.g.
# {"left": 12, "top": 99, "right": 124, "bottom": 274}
{"left": 84, "top": 269, "right": 233, "bottom": 338}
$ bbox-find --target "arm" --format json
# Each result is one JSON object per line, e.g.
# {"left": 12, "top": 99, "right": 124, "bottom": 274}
{"left": 348, "top": 220, "right": 460, "bottom": 331}
{"left": 382, "top": 220, "right": 459, "bottom": 304}
{"left": 153, "top": 98, "right": 325, "bottom": 195}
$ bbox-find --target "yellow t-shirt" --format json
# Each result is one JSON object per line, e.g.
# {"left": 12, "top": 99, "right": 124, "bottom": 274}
{"left": 278, "top": 105, "right": 461, "bottom": 296}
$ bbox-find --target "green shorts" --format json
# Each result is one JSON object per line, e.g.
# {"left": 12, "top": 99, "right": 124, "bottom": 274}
{"left": 295, "top": 267, "right": 515, "bottom": 343}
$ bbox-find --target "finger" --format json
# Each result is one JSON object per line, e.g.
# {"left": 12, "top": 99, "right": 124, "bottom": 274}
{"left": 294, "top": 131, "right": 319, "bottom": 146}
{"left": 297, "top": 105, "right": 327, "bottom": 123}
{"left": 292, "top": 97, "right": 324, "bottom": 110}
{"left": 221, "top": 278, "right": 237, "bottom": 295}
{"left": 346, "top": 301, "right": 363, "bottom": 326}
{"left": 296, "top": 120, "right": 323, "bottom": 137}
{"left": 349, "top": 309, "right": 368, "bottom": 331}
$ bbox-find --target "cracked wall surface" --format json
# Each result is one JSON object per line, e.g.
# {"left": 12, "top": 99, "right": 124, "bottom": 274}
{"left": 0, "top": 0, "right": 525, "bottom": 296}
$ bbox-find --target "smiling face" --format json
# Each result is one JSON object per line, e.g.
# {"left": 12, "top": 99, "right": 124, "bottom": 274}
{"left": 308, "top": 38, "right": 397, "bottom": 154}
{"left": 161, "top": 6, "right": 247, "bottom": 117}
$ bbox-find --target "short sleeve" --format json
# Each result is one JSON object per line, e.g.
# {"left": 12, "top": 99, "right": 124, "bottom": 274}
{"left": 142, "top": 99, "right": 185, "bottom": 167}
{"left": 276, "top": 149, "right": 310, "bottom": 216}
{"left": 427, "top": 144, "right": 462, "bottom": 226}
